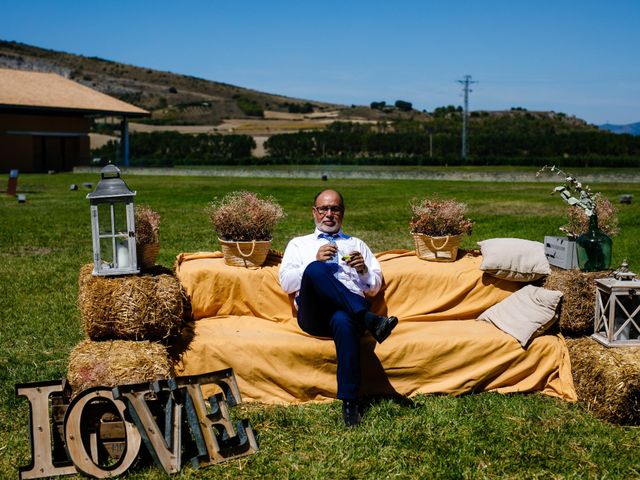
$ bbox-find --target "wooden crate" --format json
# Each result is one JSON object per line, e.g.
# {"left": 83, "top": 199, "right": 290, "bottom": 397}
{"left": 544, "top": 236, "right": 578, "bottom": 270}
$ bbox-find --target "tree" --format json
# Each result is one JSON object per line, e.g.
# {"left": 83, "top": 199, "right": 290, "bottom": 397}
{"left": 395, "top": 100, "right": 412, "bottom": 112}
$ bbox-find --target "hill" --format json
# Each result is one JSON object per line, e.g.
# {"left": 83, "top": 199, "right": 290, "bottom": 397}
{"left": 598, "top": 122, "right": 640, "bottom": 136}
{"left": 0, "top": 39, "right": 607, "bottom": 141}
{"left": 0, "top": 39, "right": 343, "bottom": 125}
{"left": 0, "top": 39, "right": 427, "bottom": 127}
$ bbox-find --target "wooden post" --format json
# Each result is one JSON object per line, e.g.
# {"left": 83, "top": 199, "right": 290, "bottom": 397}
{"left": 120, "top": 118, "right": 129, "bottom": 167}
{"left": 429, "top": 133, "right": 433, "bottom": 159}
{"left": 7, "top": 169, "right": 18, "bottom": 196}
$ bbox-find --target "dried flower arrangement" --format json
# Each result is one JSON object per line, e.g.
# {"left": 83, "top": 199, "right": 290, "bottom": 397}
{"left": 207, "top": 191, "right": 285, "bottom": 242}
{"left": 409, "top": 195, "right": 474, "bottom": 237}
{"left": 135, "top": 204, "right": 161, "bottom": 245}
{"left": 561, "top": 193, "right": 620, "bottom": 239}
{"left": 135, "top": 204, "right": 161, "bottom": 268}
{"left": 537, "top": 165, "right": 619, "bottom": 239}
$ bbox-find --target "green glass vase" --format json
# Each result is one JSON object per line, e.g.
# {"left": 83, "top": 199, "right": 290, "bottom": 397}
{"left": 576, "top": 214, "right": 612, "bottom": 272}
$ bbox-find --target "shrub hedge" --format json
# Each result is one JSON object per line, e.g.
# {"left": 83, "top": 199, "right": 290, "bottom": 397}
{"left": 91, "top": 130, "right": 640, "bottom": 167}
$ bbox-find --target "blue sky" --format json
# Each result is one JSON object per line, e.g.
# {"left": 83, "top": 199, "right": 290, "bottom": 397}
{"left": 3, "top": 1, "right": 639, "bottom": 124}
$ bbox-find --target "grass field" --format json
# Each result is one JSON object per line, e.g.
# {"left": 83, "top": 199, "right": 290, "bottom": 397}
{"left": 1, "top": 171, "right": 639, "bottom": 479}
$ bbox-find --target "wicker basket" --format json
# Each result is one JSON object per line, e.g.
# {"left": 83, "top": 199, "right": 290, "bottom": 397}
{"left": 412, "top": 233, "right": 462, "bottom": 262}
{"left": 137, "top": 242, "right": 160, "bottom": 269}
{"left": 219, "top": 238, "right": 272, "bottom": 267}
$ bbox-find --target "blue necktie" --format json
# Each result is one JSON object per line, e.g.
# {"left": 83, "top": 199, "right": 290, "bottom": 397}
{"left": 319, "top": 233, "right": 339, "bottom": 263}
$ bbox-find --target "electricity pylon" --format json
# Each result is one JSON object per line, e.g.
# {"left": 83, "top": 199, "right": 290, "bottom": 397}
{"left": 457, "top": 75, "right": 478, "bottom": 160}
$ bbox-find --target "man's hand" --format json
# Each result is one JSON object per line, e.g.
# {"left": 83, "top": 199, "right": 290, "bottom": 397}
{"left": 344, "top": 251, "right": 367, "bottom": 274}
{"left": 316, "top": 244, "right": 338, "bottom": 262}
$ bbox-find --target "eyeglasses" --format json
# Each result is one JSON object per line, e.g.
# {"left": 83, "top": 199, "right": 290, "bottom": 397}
{"left": 314, "top": 205, "right": 344, "bottom": 215}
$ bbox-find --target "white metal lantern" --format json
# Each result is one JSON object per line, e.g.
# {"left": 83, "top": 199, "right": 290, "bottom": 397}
{"left": 593, "top": 261, "right": 640, "bottom": 347}
{"left": 86, "top": 164, "right": 139, "bottom": 276}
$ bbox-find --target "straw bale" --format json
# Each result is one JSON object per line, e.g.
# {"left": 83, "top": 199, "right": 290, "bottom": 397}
{"left": 78, "top": 264, "right": 187, "bottom": 341}
{"left": 567, "top": 337, "right": 640, "bottom": 425}
{"left": 543, "top": 269, "right": 610, "bottom": 336}
{"left": 67, "top": 339, "right": 173, "bottom": 395}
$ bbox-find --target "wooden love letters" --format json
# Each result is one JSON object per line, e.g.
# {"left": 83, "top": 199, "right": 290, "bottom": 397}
{"left": 15, "top": 369, "right": 258, "bottom": 479}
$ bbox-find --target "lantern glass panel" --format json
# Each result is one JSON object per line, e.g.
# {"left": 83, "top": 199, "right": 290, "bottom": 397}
{"left": 615, "top": 295, "right": 640, "bottom": 340}
{"left": 100, "top": 236, "right": 115, "bottom": 267}
{"left": 97, "top": 202, "right": 128, "bottom": 237}
{"left": 97, "top": 203, "right": 113, "bottom": 235}
{"left": 115, "top": 239, "right": 132, "bottom": 269}
{"left": 113, "top": 204, "right": 128, "bottom": 237}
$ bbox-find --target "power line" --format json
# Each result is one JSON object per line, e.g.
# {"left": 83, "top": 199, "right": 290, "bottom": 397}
{"left": 457, "top": 75, "right": 478, "bottom": 160}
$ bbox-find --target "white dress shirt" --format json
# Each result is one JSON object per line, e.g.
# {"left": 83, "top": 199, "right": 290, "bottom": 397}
{"left": 279, "top": 228, "right": 383, "bottom": 298}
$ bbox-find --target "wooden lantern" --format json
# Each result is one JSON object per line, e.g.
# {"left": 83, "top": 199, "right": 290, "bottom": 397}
{"left": 593, "top": 261, "right": 640, "bottom": 347}
{"left": 87, "top": 164, "right": 139, "bottom": 276}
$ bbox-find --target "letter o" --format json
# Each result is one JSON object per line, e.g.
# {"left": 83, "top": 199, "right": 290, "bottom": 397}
{"left": 64, "top": 387, "right": 141, "bottom": 478}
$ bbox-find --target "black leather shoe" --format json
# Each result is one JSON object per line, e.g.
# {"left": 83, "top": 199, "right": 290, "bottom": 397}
{"left": 342, "top": 400, "right": 361, "bottom": 427}
{"left": 371, "top": 315, "right": 398, "bottom": 343}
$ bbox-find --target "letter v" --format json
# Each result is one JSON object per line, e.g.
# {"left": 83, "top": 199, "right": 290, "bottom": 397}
{"left": 113, "top": 381, "right": 182, "bottom": 474}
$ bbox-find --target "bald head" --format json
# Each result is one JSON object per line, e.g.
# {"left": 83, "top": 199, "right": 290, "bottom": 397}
{"left": 313, "top": 189, "right": 344, "bottom": 208}
{"left": 312, "top": 189, "right": 345, "bottom": 234}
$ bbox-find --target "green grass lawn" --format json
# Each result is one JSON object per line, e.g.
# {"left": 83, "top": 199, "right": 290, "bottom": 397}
{"left": 1, "top": 171, "right": 639, "bottom": 479}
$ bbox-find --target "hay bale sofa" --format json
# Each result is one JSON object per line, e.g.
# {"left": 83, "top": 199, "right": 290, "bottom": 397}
{"left": 173, "top": 248, "right": 577, "bottom": 404}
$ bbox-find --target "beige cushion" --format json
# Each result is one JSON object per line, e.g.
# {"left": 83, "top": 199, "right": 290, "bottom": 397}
{"left": 479, "top": 285, "right": 563, "bottom": 347}
{"left": 478, "top": 238, "right": 551, "bottom": 282}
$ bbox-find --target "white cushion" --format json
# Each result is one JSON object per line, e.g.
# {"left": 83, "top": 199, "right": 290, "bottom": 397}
{"left": 478, "top": 238, "right": 551, "bottom": 282}
{"left": 478, "top": 285, "right": 563, "bottom": 347}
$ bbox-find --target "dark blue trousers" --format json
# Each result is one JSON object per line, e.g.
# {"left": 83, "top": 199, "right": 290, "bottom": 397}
{"left": 296, "top": 261, "right": 369, "bottom": 400}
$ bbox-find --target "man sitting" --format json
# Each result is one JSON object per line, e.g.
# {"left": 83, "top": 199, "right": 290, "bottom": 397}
{"left": 279, "top": 189, "right": 398, "bottom": 426}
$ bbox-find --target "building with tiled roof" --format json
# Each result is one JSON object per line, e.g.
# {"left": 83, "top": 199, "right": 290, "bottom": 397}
{"left": 0, "top": 68, "right": 149, "bottom": 172}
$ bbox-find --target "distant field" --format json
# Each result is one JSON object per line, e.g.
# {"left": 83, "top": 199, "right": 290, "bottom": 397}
{"left": 172, "top": 164, "right": 640, "bottom": 175}
{"left": 2, "top": 172, "right": 639, "bottom": 478}
{"left": 128, "top": 117, "right": 330, "bottom": 136}
{"left": 91, "top": 164, "right": 640, "bottom": 185}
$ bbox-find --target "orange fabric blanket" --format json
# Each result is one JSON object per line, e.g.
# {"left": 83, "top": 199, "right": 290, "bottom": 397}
{"left": 174, "top": 250, "right": 576, "bottom": 404}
